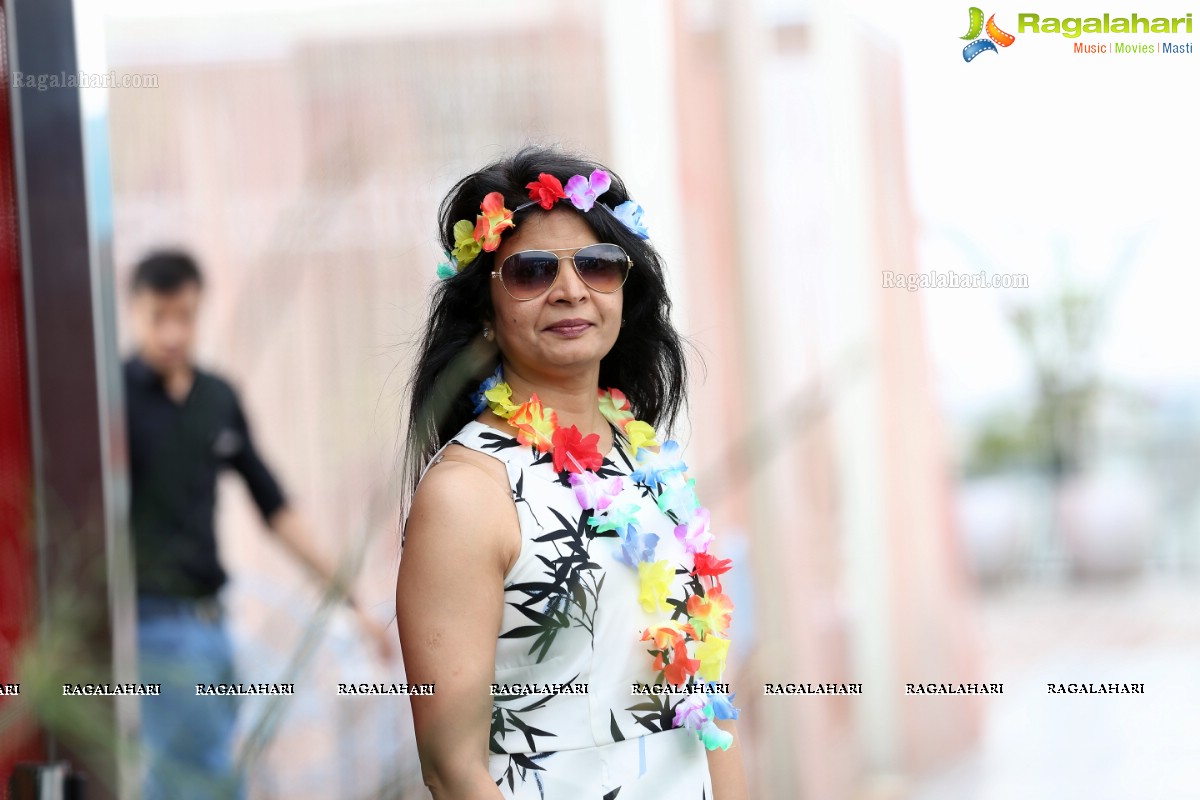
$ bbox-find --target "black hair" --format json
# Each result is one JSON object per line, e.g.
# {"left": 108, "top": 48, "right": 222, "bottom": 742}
{"left": 399, "top": 144, "right": 698, "bottom": 512}
{"left": 130, "top": 249, "right": 204, "bottom": 294}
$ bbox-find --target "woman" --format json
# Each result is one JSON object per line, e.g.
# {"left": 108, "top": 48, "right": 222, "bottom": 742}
{"left": 396, "top": 145, "right": 748, "bottom": 799}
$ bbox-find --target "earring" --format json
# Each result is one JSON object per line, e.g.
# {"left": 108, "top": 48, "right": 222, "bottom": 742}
{"left": 620, "top": 318, "right": 626, "bottom": 328}
{"left": 482, "top": 325, "right": 492, "bottom": 341}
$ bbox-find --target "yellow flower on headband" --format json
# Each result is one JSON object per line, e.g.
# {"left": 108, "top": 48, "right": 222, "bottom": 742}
{"left": 451, "top": 219, "right": 481, "bottom": 266}
{"left": 449, "top": 192, "right": 514, "bottom": 269}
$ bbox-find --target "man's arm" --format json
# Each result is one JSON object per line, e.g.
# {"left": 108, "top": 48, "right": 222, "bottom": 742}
{"left": 224, "top": 387, "right": 288, "bottom": 524}
{"left": 266, "top": 507, "right": 395, "bottom": 660}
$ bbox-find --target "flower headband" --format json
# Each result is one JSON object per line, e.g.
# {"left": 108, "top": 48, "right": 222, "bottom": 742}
{"left": 436, "top": 168, "right": 649, "bottom": 279}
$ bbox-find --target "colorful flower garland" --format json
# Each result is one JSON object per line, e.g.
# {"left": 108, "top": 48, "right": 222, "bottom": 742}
{"left": 437, "top": 169, "right": 650, "bottom": 279}
{"left": 471, "top": 365, "right": 740, "bottom": 751}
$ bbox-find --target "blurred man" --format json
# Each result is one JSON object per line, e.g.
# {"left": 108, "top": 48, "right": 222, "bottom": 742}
{"left": 124, "top": 250, "right": 391, "bottom": 799}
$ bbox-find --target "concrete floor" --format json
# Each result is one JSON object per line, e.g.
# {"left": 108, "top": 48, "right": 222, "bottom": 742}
{"left": 913, "top": 575, "right": 1200, "bottom": 800}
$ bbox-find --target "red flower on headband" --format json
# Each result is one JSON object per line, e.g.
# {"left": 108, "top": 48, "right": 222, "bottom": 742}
{"left": 474, "top": 191, "right": 516, "bottom": 252}
{"left": 526, "top": 173, "right": 567, "bottom": 210}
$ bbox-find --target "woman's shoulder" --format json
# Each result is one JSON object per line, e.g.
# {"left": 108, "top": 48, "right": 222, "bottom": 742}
{"left": 416, "top": 436, "right": 510, "bottom": 504}
{"left": 398, "top": 446, "right": 523, "bottom": 613}
{"left": 412, "top": 416, "right": 516, "bottom": 506}
{"left": 403, "top": 439, "right": 518, "bottom": 561}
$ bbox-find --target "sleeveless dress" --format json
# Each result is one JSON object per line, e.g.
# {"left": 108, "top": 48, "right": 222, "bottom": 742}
{"left": 419, "top": 417, "right": 715, "bottom": 799}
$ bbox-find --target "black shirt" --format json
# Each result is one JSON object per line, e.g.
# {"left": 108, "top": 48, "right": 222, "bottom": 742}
{"left": 124, "top": 354, "right": 287, "bottom": 598}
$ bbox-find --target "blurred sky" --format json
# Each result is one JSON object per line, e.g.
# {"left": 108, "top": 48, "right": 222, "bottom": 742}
{"left": 847, "top": 0, "right": 1200, "bottom": 417}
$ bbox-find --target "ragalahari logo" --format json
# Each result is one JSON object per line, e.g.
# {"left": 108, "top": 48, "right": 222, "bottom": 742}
{"left": 961, "top": 7, "right": 1016, "bottom": 61}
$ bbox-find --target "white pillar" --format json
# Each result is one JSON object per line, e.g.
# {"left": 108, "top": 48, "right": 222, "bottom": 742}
{"left": 600, "top": 1, "right": 691, "bottom": 368}
{"left": 810, "top": 0, "right": 900, "bottom": 777}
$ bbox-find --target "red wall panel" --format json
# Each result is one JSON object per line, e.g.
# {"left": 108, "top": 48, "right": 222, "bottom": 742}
{"left": 0, "top": 0, "right": 45, "bottom": 782}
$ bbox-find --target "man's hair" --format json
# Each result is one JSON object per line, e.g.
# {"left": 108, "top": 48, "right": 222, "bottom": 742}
{"left": 130, "top": 250, "right": 204, "bottom": 294}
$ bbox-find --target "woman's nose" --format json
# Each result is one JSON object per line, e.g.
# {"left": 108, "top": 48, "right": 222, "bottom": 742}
{"left": 551, "top": 255, "right": 588, "bottom": 299}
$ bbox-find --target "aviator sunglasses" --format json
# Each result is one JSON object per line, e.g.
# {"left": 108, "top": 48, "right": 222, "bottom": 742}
{"left": 492, "top": 243, "right": 633, "bottom": 301}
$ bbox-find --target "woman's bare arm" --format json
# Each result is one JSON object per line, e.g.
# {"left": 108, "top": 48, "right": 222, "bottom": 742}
{"left": 396, "top": 449, "right": 518, "bottom": 798}
{"left": 706, "top": 718, "right": 749, "bottom": 799}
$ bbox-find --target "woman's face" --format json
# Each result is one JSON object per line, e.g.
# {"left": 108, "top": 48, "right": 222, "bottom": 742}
{"left": 488, "top": 206, "right": 623, "bottom": 380}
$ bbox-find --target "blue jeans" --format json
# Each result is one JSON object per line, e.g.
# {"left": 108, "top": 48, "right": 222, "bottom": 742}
{"left": 136, "top": 594, "right": 245, "bottom": 800}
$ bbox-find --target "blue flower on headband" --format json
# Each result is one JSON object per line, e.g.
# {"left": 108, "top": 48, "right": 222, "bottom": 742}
{"left": 611, "top": 200, "right": 649, "bottom": 240}
{"left": 436, "top": 252, "right": 459, "bottom": 280}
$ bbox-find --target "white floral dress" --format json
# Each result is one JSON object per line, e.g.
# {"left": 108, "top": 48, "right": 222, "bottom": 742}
{"left": 420, "top": 417, "right": 717, "bottom": 799}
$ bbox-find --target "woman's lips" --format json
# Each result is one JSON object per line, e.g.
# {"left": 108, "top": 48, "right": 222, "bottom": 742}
{"left": 545, "top": 319, "right": 594, "bottom": 338}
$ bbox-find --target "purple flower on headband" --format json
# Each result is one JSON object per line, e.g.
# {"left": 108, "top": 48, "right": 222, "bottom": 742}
{"left": 611, "top": 200, "right": 649, "bottom": 239}
{"left": 564, "top": 169, "right": 612, "bottom": 212}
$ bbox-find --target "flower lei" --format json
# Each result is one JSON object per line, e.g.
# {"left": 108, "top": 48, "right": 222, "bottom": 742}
{"left": 471, "top": 365, "right": 741, "bottom": 751}
{"left": 436, "top": 168, "right": 650, "bottom": 279}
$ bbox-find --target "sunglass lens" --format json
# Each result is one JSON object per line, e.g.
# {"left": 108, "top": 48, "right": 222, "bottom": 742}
{"left": 503, "top": 252, "right": 559, "bottom": 298}
{"left": 572, "top": 244, "right": 630, "bottom": 293}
